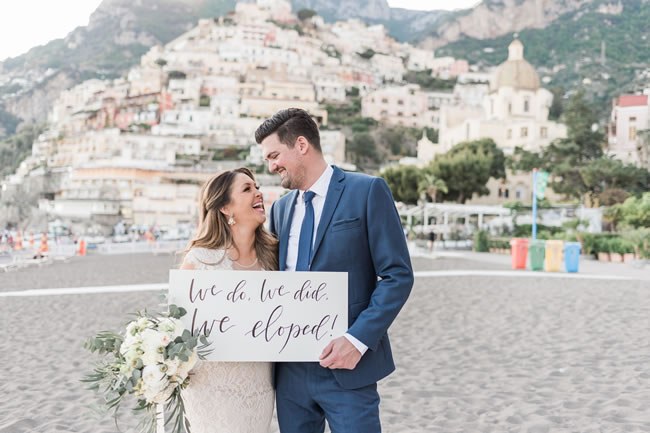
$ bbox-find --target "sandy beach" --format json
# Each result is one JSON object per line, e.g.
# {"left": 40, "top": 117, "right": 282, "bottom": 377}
{"left": 1, "top": 250, "right": 650, "bottom": 432}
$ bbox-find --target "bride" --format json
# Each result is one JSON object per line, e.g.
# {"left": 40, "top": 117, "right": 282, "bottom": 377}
{"left": 178, "top": 167, "right": 277, "bottom": 433}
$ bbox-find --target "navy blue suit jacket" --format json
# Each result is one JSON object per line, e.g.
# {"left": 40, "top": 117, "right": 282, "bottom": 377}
{"left": 269, "top": 166, "right": 413, "bottom": 389}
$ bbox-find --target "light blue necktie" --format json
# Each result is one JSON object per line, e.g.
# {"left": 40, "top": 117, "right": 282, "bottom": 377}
{"left": 296, "top": 191, "right": 316, "bottom": 271}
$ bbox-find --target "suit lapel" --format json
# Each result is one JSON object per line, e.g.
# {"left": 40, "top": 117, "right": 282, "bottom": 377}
{"left": 279, "top": 190, "right": 299, "bottom": 271}
{"left": 312, "top": 167, "right": 345, "bottom": 263}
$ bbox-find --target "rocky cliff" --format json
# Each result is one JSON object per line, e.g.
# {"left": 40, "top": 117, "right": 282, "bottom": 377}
{"left": 419, "top": 0, "right": 595, "bottom": 49}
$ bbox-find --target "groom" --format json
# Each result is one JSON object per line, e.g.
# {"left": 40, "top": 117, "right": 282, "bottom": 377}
{"left": 255, "top": 108, "right": 413, "bottom": 432}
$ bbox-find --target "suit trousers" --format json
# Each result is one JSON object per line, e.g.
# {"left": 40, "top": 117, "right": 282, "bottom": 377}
{"left": 276, "top": 362, "right": 381, "bottom": 433}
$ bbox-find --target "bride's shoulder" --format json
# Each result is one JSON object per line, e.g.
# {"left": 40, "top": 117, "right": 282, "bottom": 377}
{"left": 184, "top": 247, "right": 228, "bottom": 267}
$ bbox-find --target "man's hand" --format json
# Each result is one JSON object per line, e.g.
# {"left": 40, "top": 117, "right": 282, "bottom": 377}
{"left": 319, "top": 336, "right": 362, "bottom": 370}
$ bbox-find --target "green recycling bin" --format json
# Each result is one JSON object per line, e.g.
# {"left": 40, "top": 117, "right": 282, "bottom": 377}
{"left": 528, "top": 240, "right": 546, "bottom": 271}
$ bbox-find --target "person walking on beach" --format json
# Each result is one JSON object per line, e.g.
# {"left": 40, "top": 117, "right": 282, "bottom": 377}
{"left": 256, "top": 108, "right": 414, "bottom": 433}
{"left": 178, "top": 167, "right": 277, "bottom": 433}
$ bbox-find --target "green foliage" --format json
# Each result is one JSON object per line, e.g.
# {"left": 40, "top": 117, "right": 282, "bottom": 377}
{"left": 579, "top": 157, "right": 650, "bottom": 201}
{"left": 297, "top": 9, "right": 317, "bottom": 21}
{"left": 614, "top": 193, "right": 650, "bottom": 229}
{"left": 417, "top": 172, "right": 447, "bottom": 203}
{"left": 321, "top": 44, "right": 341, "bottom": 59}
{"left": 357, "top": 49, "right": 376, "bottom": 60}
{"left": 325, "top": 98, "right": 362, "bottom": 126}
{"left": 0, "top": 105, "right": 21, "bottom": 137}
{"left": 199, "top": 94, "right": 211, "bottom": 107}
{"left": 375, "top": 126, "right": 421, "bottom": 156}
{"left": 348, "top": 133, "right": 379, "bottom": 168}
{"left": 548, "top": 87, "right": 564, "bottom": 121}
{"left": 0, "top": 123, "right": 45, "bottom": 177}
{"left": 430, "top": 138, "right": 505, "bottom": 203}
{"left": 380, "top": 165, "right": 423, "bottom": 205}
{"left": 620, "top": 228, "right": 650, "bottom": 259}
{"left": 599, "top": 188, "right": 631, "bottom": 206}
{"left": 403, "top": 70, "right": 457, "bottom": 91}
{"left": 473, "top": 230, "right": 490, "bottom": 252}
{"left": 513, "top": 224, "right": 563, "bottom": 239}
{"left": 168, "top": 70, "right": 187, "bottom": 80}
{"left": 507, "top": 146, "right": 545, "bottom": 172}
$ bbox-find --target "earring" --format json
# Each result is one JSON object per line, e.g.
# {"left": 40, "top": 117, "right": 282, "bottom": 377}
{"left": 228, "top": 215, "right": 236, "bottom": 226}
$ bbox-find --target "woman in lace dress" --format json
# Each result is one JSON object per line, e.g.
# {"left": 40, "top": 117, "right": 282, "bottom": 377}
{"left": 179, "top": 167, "right": 278, "bottom": 433}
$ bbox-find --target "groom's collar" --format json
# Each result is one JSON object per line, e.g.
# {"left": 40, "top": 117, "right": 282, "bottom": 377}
{"left": 299, "top": 165, "right": 333, "bottom": 200}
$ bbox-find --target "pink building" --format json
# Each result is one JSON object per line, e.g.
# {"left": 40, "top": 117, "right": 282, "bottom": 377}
{"left": 608, "top": 94, "right": 649, "bottom": 166}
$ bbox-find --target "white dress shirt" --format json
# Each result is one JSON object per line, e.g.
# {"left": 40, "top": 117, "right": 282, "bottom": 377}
{"left": 286, "top": 165, "right": 368, "bottom": 355}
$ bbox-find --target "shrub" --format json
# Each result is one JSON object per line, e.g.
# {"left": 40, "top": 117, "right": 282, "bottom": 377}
{"left": 474, "top": 230, "right": 489, "bottom": 252}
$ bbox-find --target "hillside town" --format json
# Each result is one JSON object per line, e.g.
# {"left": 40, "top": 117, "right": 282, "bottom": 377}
{"left": 1, "top": 0, "right": 648, "bottom": 241}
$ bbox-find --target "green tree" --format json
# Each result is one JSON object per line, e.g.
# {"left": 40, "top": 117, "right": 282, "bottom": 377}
{"left": 548, "top": 86, "right": 564, "bottom": 121}
{"left": 546, "top": 90, "right": 605, "bottom": 200}
{"left": 417, "top": 172, "right": 448, "bottom": 203}
{"left": 347, "top": 133, "right": 378, "bottom": 167}
{"left": 579, "top": 157, "right": 650, "bottom": 204}
{"left": 615, "top": 193, "right": 650, "bottom": 229}
{"left": 357, "top": 49, "right": 376, "bottom": 60}
{"left": 430, "top": 138, "right": 505, "bottom": 203}
{"left": 297, "top": 9, "right": 317, "bottom": 21}
{"left": 380, "top": 165, "right": 423, "bottom": 205}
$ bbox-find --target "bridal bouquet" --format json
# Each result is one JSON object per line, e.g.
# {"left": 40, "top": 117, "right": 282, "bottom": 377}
{"left": 83, "top": 304, "right": 211, "bottom": 433}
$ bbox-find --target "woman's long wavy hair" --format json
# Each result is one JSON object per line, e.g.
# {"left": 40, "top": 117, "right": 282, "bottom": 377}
{"left": 186, "top": 167, "right": 278, "bottom": 270}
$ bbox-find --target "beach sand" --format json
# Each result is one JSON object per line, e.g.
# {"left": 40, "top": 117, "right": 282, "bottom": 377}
{"left": 2, "top": 252, "right": 650, "bottom": 432}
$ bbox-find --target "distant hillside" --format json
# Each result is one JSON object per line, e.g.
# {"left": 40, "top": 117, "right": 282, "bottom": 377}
{"left": 1, "top": 0, "right": 236, "bottom": 75}
{"left": 419, "top": 0, "right": 594, "bottom": 49}
{"left": 290, "top": 0, "right": 448, "bottom": 42}
{"left": 434, "top": 0, "right": 650, "bottom": 117}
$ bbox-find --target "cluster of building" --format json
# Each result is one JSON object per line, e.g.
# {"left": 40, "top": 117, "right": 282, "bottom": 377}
{"left": 2, "top": 0, "right": 648, "bottom": 235}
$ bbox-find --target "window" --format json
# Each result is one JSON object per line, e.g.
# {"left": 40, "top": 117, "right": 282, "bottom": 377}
{"left": 381, "top": 98, "right": 388, "bottom": 104}
{"left": 524, "top": 98, "right": 530, "bottom": 112}
{"left": 630, "top": 116, "right": 637, "bottom": 122}
{"left": 540, "top": 127, "right": 548, "bottom": 138}
{"left": 515, "top": 188, "right": 524, "bottom": 199}
{"left": 397, "top": 112, "right": 403, "bottom": 117}
{"left": 397, "top": 99, "right": 404, "bottom": 105}
{"left": 629, "top": 126, "right": 637, "bottom": 140}
{"left": 508, "top": 103, "right": 512, "bottom": 114}
{"left": 521, "top": 127, "right": 528, "bottom": 138}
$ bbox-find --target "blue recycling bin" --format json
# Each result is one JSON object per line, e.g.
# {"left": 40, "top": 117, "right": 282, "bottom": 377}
{"left": 564, "top": 242, "right": 581, "bottom": 273}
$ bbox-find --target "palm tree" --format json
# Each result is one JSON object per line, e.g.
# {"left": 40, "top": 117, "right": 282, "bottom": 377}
{"left": 418, "top": 173, "right": 448, "bottom": 203}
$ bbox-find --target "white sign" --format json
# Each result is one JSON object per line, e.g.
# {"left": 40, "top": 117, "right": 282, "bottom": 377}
{"left": 168, "top": 270, "right": 348, "bottom": 362}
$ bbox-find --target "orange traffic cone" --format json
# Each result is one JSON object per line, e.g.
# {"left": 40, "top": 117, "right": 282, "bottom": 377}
{"left": 77, "top": 238, "right": 87, "bottom": 256}
{"left": 14, "top": 231, "right": 23, "bottom": 250}
{"left": 40, "top": 233, "right": 49, "bottom": 253}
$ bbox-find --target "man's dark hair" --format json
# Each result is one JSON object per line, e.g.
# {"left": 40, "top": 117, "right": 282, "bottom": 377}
{"left": 254, "top": 108, "right": 321, "bottom": 152}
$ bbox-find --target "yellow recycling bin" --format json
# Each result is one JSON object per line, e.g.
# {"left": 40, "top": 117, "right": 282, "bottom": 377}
{"left": 545, "top": 240, "right": 564, "bottom": 272}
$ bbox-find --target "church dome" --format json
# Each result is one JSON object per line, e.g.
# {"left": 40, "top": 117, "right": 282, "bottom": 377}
{"left": 492, "top": 39, "right": 540, "bottom": 91}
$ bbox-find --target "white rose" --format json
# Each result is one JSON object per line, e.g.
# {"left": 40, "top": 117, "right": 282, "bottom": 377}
{"left": 140, "top": 329, "right": 168, "bottom": 365}
{"left": 158, "top": 318, "right": 184, "bottom": 339}
{"left": 136, "top": 317, "right": 154, "bottom": 331}
{"left": 141, "top": 365, "right": 167, "bottom": 403}
{"left": 164, "top": 358, "right": 181, "bottom": 377}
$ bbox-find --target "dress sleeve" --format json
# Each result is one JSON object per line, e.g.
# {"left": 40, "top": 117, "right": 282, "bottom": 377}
{"left": 182, "top": 249, "right": 201, "bottom": 268}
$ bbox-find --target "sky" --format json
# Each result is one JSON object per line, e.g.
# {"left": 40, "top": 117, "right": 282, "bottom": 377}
{"left": 0, "top": 0, "right": 481, "bottom": 62}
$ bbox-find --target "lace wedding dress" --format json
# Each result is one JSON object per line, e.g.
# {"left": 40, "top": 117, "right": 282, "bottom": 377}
{"left": 179, "top": 247, "right": 274, "bottom": 433}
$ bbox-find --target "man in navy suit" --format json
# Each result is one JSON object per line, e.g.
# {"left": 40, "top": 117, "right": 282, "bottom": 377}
{"left": 255, "top": 108, "right": 413, "bottom": 433}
